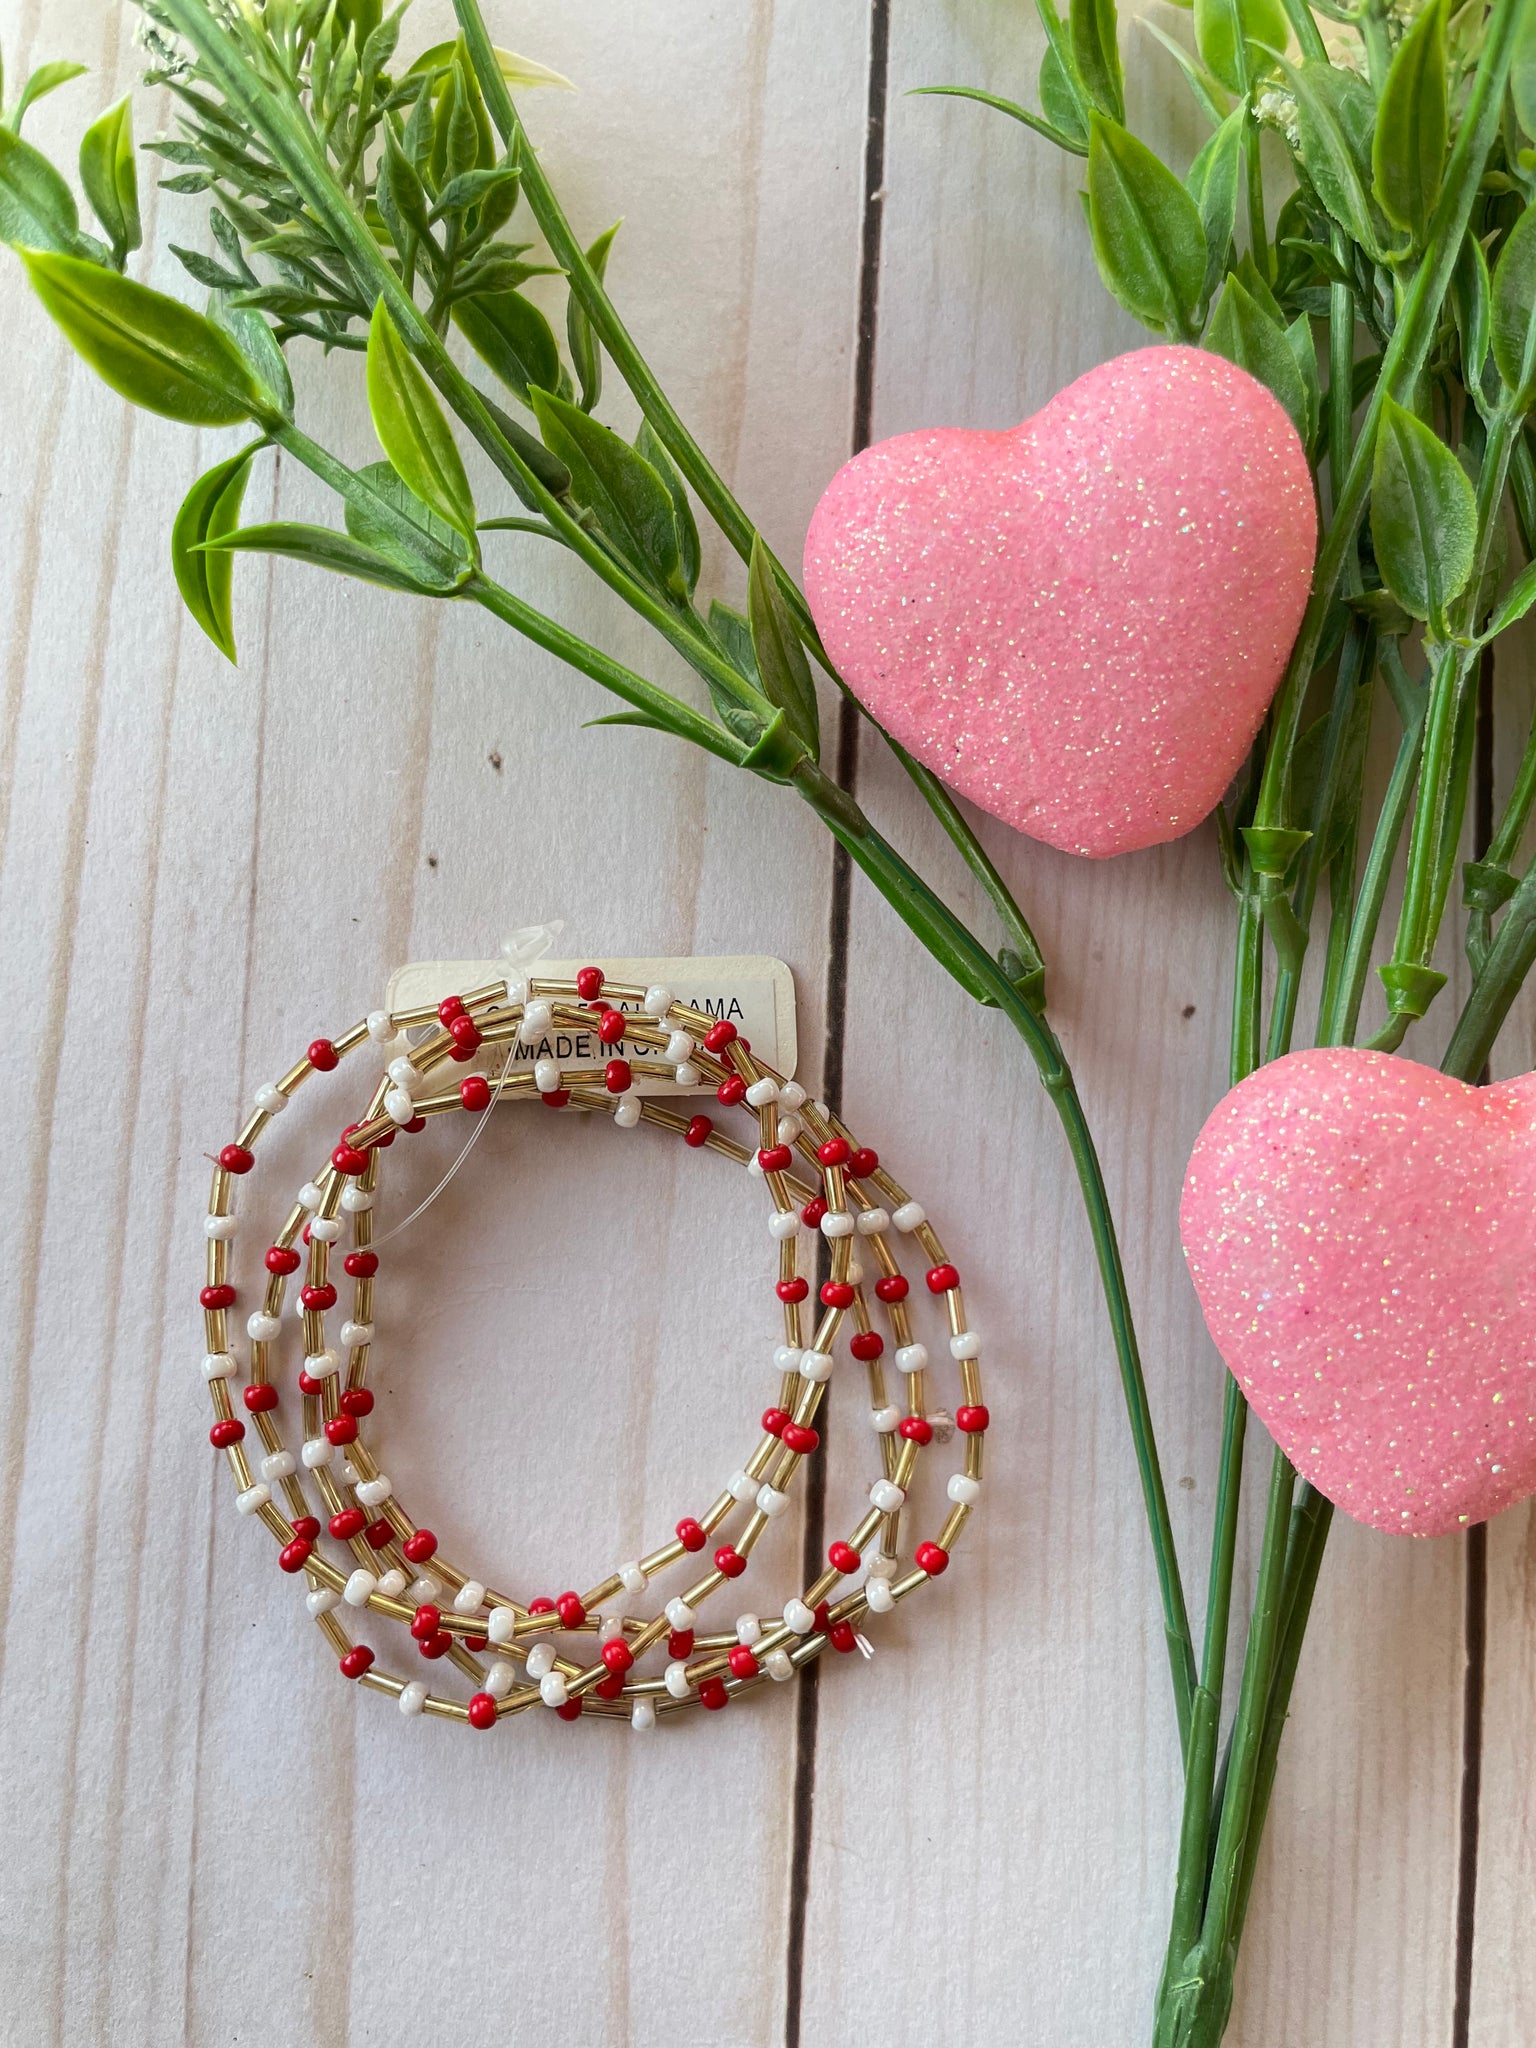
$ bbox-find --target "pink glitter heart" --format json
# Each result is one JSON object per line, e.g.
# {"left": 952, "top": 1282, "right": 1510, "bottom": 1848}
{"left": 1181, "top": 1048, "right": 1536, "bottom": 1536}
{"left": 803, "top": 346, "right": 1316, "bottom": 857}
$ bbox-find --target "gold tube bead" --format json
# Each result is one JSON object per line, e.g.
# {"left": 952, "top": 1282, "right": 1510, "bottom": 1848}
{"left": 965, "top": 1432, "right": 984, "bottom": 1480}
{"left": 225, "top": 1443, "right": 253, "bottom": 1489}
{"left": 938, "top": 1503, "right": 971, "bottom": 1551}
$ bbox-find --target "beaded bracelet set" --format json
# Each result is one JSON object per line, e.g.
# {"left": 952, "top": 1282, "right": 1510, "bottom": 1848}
{"left": 199, "top": 967, "right": 989, "bottom": 1731}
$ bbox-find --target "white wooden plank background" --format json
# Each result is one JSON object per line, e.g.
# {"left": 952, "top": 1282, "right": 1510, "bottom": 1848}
{"left": 0, "top": 1, "right": 1525, "bottom": 2043}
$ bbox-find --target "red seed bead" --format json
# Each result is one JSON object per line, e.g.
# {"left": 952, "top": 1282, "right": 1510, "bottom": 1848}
{"left": 449, "top": 1043, "right": 476, "bottom": 1064}
{"left": 447, "top": 1015, "right": 480, "bottom": 1054}
{"left": 301, "top": 1283, "right": 337, "bottom": 1313}
{"left": 702, "top": 1019, "right": 737, "bottom": 1053}
{"left": 528, "top": 1597, "right": 556, "bottom": 1616}
{"left": 761, "top": 1407, "right": 790, "bottom": 1437}
{"left": 915, "top": 1541, "right": 950, "bottom": 1576}
{"left": 776, "top": 1277, "right": 809, "bottom": 1304}
{"left": 782, "top": 1422, "right": 819, "bottom": 1455}
{"left": 458, "top": 1073, "right": 490, "bottom": 1113}
{"left": 956, "top": 1404, "right": 990, "bottom": 1434}
{"left": 685, "top": 1115, "right": 713, "bottom": 1148}
{"left": 403, "top": 1529, "right": 438, "bottom": 1564}
{"left": 329, "top": 1508, "right": 366, "bottom": 1540}
{"left": 339, "top": 1645, "right": 374, "bottom": 1680}
{"left": 307, "top": 1038, "right": 338, "bottom": 1072}
{"left": 420, "top": 1630, "right": 452, "bottom": 1659}
{"left": 296, "top": 1370, "right": 324, "bottom": 1397}
{"left": 556, "top": 1699, "right": 583, "bottom": 1721}
{"left": 266, "top": 1245, "right": 301, "bottom": 1275}
{"left": 926, "top": 1262, "right": 961, "bottom": 1294}
{"left": 728, "top": 1645, "right": 760, "bottom": 1680}
{"left": 830, "top": 1621, "right": 858, "bottom": 1653}
{"left": 899, "top": 1416, "right": 933, "bottom": 1445}
{"left": 556, "top": 1591, "right": 587, "bottom": 1629}
{"left": 605, "top": 1059, "right": 632, "bottom": 1094}
{"left": 332, "top": 1142, "right": 369, "bottom": 1177}
{"left": 219, "top": 1144, "right": 254, "bottom": 1175}
{"left": 209, "top": 1418, "right": 244, "bottom": 1449}
{"left": 817, "top": 1136, "right": 850, "bottom": 1167}
{"left": 759, "top": 1144, "right": 793, "bottom": 1172}
{"left": 278, "top": 1537, "right": 312, "bottom": 1574}
{"left": 576, "top": 966, "right": 605, "bottom": 1001}
{"left": 350, "top": 1118, "right": 394, "bottom": 1151}
{"left": 716, "top": 1074, "right": 747, "bottom": 1107}
{"left": 848, "top": 1147, "right": 879, "bottom": 1179}
{"left": 715, "top": 1545, "right": 747, "bottom": 1579}
{"left": 698, "top": 1677, "right": 729, "bottom": 1711}
{"left": 875, "top": 1274, "right": 909, "bottom": 1304}
{"left": 199, "top": 1284, "right": 236, "bottom": 1311}
{"left": 409, "top": 1604, "right": 441, "bottom": 1641}
{"left": 437, "top": 995, "right": 466, "bottom": 1025}
{"left": 595, "top": 1672, "right": 626, "bottom": 1700}
{"left": 820, "top": 1280, "right": 855, "bottom": 1310}
{"left": 462, "top": 1625, "right": 489, "bottom": 1645}
{"left": 467, "top": 1692, "right": 498, "bottom": 1730}
{"left": 601, "top": 1638, "right": 635, "bottom": 1676}
{"left": 542, "top": 1089, "right": 570, "bottom": 1108}
{"left": 343, "top": 1250, "right": 379, "bottom": 1279}
{"left": 850, "top": 1331, "right": 884, "bottom": 1362}
{"left": 812, "top": 1601, "right": 832, "bottom": 1633}
{"left": 801, "top": 1197, "right": 827, "bottom": 1228}
{"left": 324, "top": 1415, "right": 358, "bottom": 1446}
{"left": 243, "top": 1382, "right": 278, "bottom": 1413}
{"left": 828, "top": 1541, "right": 860, "bottom": 1575}
{"left": 364, "top": 1517, "right": 394, "bottom": 1550}
{"left": 676, "top": 1517, "right": 706, "bottom": 1553}
{"left": 340, "top": 1387, "right": 375, "bottom": 1418}
{"left": 668, "top": 1629, "right": 694, "bottom": 1659}
{"left": 598, "top": 1007, "right": 627, "bottom": 1044}
{"left": 292, "top": 1517, "right": 321, "bottom": 1541}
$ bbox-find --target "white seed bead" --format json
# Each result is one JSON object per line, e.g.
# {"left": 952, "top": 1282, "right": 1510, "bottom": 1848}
{"left": 728, "top": 1469, "right": 758, "bottom": 1503}
{"left": 487, "top": 1606, "right": 517, "bottom": 1645}
{"left": 408, "top": 1576, "right": 442, "bottom": 1606}
{"left": 895, "top": 1343, "right": 929, "bottom": 1375}
{"left": 674, "top": 1062, "right": 701, "bottom": 1087}
{"left": 948, "top": 1472, "right": 983, "bottom": 1505}
{"left": 783, "top": 1598, "right": 815, "bottom": 1635}
{"left": 867, "top": 1552, "right": 899, "bottom": 1578}
{"left": 866, "top": 1576, "right": 896, "bottom": 1614}
{"left": 385, "top": 1087, "right": 416, "bottom": 1126}
{"left": 765, "top": 1648, "right": 794, "bottom": 1681}
{"left": 664, "top": 1661, "right": 692, "bottom": 1700}
{"left": 870, "top": 1479, "right": 906, "bottom": 1512}
{"left": 665, "top": 1596, "right": 694, "bottom": 1632}
{"left": 387, "top": 1056, "right": 419, "bottom": 1091}
{"left": 247, "top": 1313, "right": 281, "bottom": 1343}
{"left": 540, "top": 1672, "right": 569, "bottom": 1709}
{"left": 306, "top": 1586, "right": 341, "bottom": 1617}
{"left": 204, "top": 1213, "right": 237, "bottom": 1241}
{"left": 304, "top": 1350, "right": 340, "bottom": 1380}
{"left": 618, "top": 1561, "right": 647, "bottom": 1597}
{"left": 779, "top": 1081, "right": 806, "bottom": 1111}
{"left": 614, "top": 1098, "right": 640, "bottom": 1128}
{"left": 503, "top": 974, "right": 528, "bottom": 1007}
{"left": 847, "top": 1257, "right": 864, "bottom": 1286}
{"left": 664, "top": 1029, "right": 693, "bottom": 1063}
{"left": 598, "top": 1614, "right": 627, "bottom": 1643}
{"left": 747, "top": 1151, "right": 765, "bottom": 1179}
{"left": 355, "top": 1474, "right": 392, "bottom": 1507}
{"left": 486, "top": 1659, "right": 516, "bottom": 1699}
{"left": 521, "top": 999, "right": 554, "bottom": 1038}
{"left": 452, "top": 1579, "right": 486, "bottom": 1614}
{"left": 340, "top": 1186, "right": 373, "bottom": 1213}
{"left": 337, "top": 1459, "right": 362, "bottom": 1487}
{"left": 893, "top": 1201, "right": 926, "bottom": 1232}
{"left": 757, "top": 1485, "right": 790, "bottom": 1518}
{"left": 745, "top": 1076, "right": 779, "bottom": 1108}
{"left": 298, "top": 1182, "right": 324, "bottom": 1212}
{"left": 776, "top": 1114, "right": 803, "bottom": 1145}
{"left": 949, "top": 1330, "right": 981, "bottom": 1360}
{"left": 202, "top": 1352, "right": 235, "bottom": 1380}
{"left": 261, "top": 1450, "right": 295, "bottom": 1482}
{"left": 340, "top": 1320, "right": 374, "bottom": 1348}
{"left": 533, "top": 1058, "right": 562, "bottom": 1093}
{"left": 301, "top": 1437, "right": 333, "bottom": 1469}
{"left": 631, "top": 1698, "right": 656, "bottom": 1730}
{"left": 366, "top": 1009, "right": 393, "bottom": 1043}
{"left": 856, "top": 1207, "right": 890, "bottom": 1236}
{"left": 398, "top": 1680, "right": 428, "bottom": 1716}
{"left": 254, "top": 1083, "right": 287, "bottom": 1116}
{"left": 801, "top": 1350, "right": 834, "bottom": 1383}
{"left": 736, "top": 1613, "right": 763, "bottom": 1646}
{"left": 643, "top": 984, "right": 673, "bottom": 1018}
{"left": 376, "top": 1569, "right": 408, "bottom": 1599}
{"left": 872, "top": 1404, "right": 902, "bottom": 1433}
{"left": 235, "top": 1483, "right": 269, "bottom": 1515}
{"left": 774, "top": 1345, "right": 805, "bottom": 1373}
{"left": 820, "top": 1210, "right": 855, "bottom": 1239}
{"left": 768, "top": 1210, "right": 800, "bottom": 1241}
{"left": 343, "top": 1569, "right": 377, "bottom": 1607}
{"left": 525, "top": 1642, "right": 556, "bottom": 1680}
{"left": 308, "top": 1215, "right": 341, "bottom": 1243}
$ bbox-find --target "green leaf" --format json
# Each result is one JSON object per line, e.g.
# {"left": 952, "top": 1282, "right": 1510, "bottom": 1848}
{"left": 1513, "top": 0, "right": 1536, "bottom": 139}
{"left": 1038, "top": 44, "right": 1091, "bottom": 149}
{"left": 377, "top": 125, "right": 433, "bottom": 247}
{"left": 409, "top": 41, "right": 573, "bottom": 91}
{"left": 476, "top": 389, "right": 573, "bottom": 506}
{"left": 208, "top": 292, "right": 294, "bottom": 418}
{"left": 1369, "top": 396, "right": 1477, "bottom": 623}
{"left": 1285, "top": 312, "right": 1321, "bottom": 449}
{"left": 1186, "top": 104, "right": 1245, "bottom": 303}
{"left": 1283, "top": 59, "right": 1392, "bottom": 258}
{"left": 429, "top": 161, "right": 519, "bottom": 220}
{"left": 78, "top": 94, "right": 139, "bottom": 262}
{"left": 748, "top": 538, "right": 820, "bottom": 760}
{"left": 453, "top": 286, "right": 562, "bottom": 404}
{"left": 172, "top": 441, "right": 260, "bottom": 661}
{"left": 18, "top": 247, "right": 265, "bottom": 425}
{"left": 1371, "top": 0, "right": 1448, "bottom": 245}
{"left": 1205, "top": 274, "right": 1309, "bottom": 437}
{"left": 908, "top": 84, "right": 1088, "bottom": 157}
{"left": 1453, "top": 229, "right": 1492, "bottom": 394}
{"left": 636, "top": 420, "right": 700, "bottom": 594}
{"left": 1491, "top": 203, "right": 1536, "bottom": 404}
{"left": 529, "top": 383, "right": 684, "bottom": 598}
{"left": 366, "top": 297, "right": 477, "bottom": 540}
{"left": 0, "top": 125, "right": 83, "bottom": 252}
{"left": 1193, "top": 0, "right": 1287, "bottom": 93}
{"left": 201, "top": 521, "right": 454, "bottom": 595}
{"left": 707, "top": 598, "right": 761, "bottom": 686}
{"left": 1070, "top": 0, "right": 1124, "bottom": 119}
{"left": 1142, "top": 20, "right": 1231, "bottom": 127}
{"left": 1481, "top": 554, "right": 1536, "bottom": 638}
{"left": 1086, "top": 115, "right": 1205, "bottom": 338}
{"left": 6, "top": 59, "right": 87, "bottom": 133}
{"left": 567, "top": 219, "right": 619, "bottom": 411}
{"left": 343, "top": 458, "right": 470, "bottom": 589}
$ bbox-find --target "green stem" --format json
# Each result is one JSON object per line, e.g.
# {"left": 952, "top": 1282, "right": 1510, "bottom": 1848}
{"left": 1443, "top": 844, "right": 1536, "bottom": 1075}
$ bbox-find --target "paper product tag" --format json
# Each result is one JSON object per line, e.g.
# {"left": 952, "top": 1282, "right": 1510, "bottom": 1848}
{"left": 385, "top": 955, "right": 797, "bottom": 1095}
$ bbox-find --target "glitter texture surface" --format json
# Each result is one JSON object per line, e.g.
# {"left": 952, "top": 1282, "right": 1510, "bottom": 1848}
{"left": 803, "top": 346, "right": 1316, "bottom": 857}
{"left": 1181, "top": 1048, "right": 1536, "bottom": 1536}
